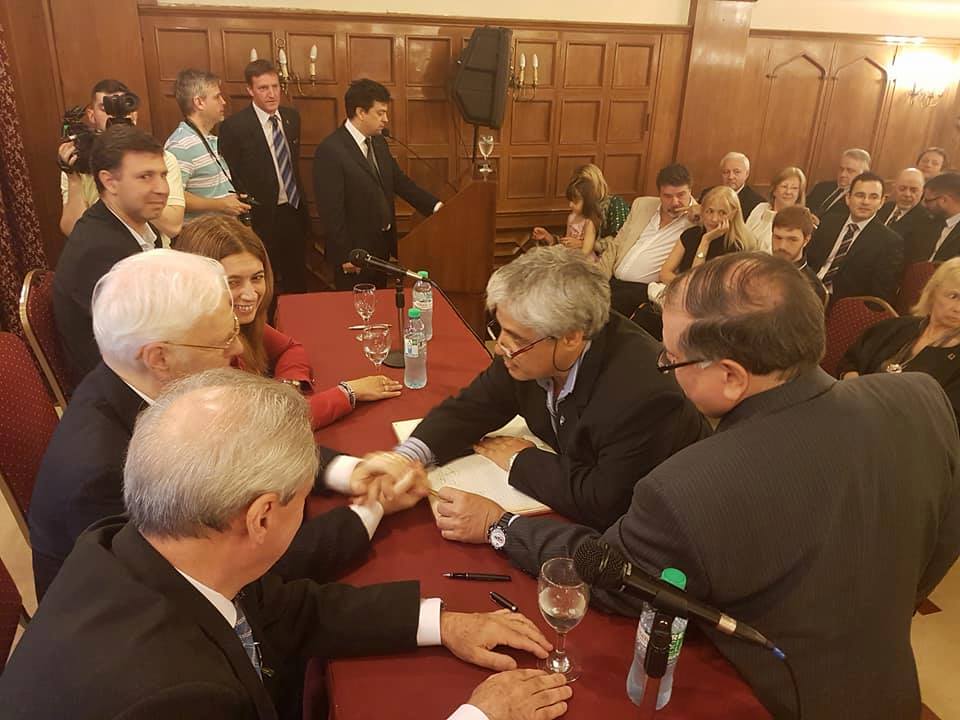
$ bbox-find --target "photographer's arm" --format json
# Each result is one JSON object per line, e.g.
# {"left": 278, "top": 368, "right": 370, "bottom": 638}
{"left": 58, "top": 142, "right": 89, "bottom": 236}
{"left": 183, "top": 191, "right": 251, "bottom": 217}
{"left": 153, "top": 150, "right": 185, "bottom": 239}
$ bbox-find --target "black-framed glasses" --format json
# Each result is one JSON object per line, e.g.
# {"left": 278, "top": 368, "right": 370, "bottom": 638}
{"left": 486, "top": 319, "right": 553, "bottom": 360}
{"left": 656, "top": 348, "right": 709, "bottom": 374}
{"left": 164, "top": 314, "right": 240, "bottom": 352}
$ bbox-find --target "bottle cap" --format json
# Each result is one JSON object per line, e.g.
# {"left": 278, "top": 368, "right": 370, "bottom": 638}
{"left": 660, "top": 567, "right": 687, "bottom": 591}
{"left": 408, "top": 308, "right": 422, "bottom": 319}
{"left": 418, "top": 270, "right": 429, "bottom": 279}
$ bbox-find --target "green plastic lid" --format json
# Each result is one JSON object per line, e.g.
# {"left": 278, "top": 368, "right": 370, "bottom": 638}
{"left": 660, "top": 567, "right": 687, "bottom": 591}
{"left": 418, "top": 270, "right": 429, "bottom": 279}
{"left": 408, "top": 308, "right": 422, "bottom": 319}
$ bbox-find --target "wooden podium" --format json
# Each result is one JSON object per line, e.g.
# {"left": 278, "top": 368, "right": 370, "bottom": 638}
{"left": 398, "top": 180, "right": 496, "bottom": 334}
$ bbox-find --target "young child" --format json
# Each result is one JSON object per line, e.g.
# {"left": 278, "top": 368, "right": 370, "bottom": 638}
{"left": 532, "top": 174, "right": 602, "bottom": 259}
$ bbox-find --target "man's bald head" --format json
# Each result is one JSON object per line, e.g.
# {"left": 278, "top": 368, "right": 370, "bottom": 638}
{"left": 893, "top": 168, "right": 925, "bottom": 212}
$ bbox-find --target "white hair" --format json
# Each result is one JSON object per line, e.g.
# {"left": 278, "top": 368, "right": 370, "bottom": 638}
{"left": 842, "top": 148, "right": 872, "bottom": 168}
{"left": 721, "top": 152, "right": 750, "bottom": 173}
{"left": 92, "top": 249, "right": 229, "bottom": 373}
{"left": 486, "top": 246, "right": 610, "bottom": 338}
{"left": 123, "top": 368, "right": 317, "bottom": 539}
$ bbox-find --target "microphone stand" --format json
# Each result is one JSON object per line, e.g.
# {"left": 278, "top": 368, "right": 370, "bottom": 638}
{"left": 637, "top": 612, "right": 674, "bottom": 718}
{"left": 383, "top": 276, "right": 406, "bottom": 368}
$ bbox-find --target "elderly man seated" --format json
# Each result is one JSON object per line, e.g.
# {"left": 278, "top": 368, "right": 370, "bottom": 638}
{"left": 395, "top": 246, "right": 706, "bottom": 531}
{"left": 2, "top": 370, "right": 572, "bottom": 720}
{"left": 698, "top": 151, "right": 764, "bottom": 220}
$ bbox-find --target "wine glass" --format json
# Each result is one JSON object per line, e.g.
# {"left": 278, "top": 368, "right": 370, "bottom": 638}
{"left": 478, "top": 134, "right": 495, "bottom": 175}
{"left": 353, "top": 283, "right": 376, "bottom": 340}
{"left": 537, "top": 557, "right": 589, "bottom": 681}
{"left": 361, "top": 324, "right": 391, "bottom": 369}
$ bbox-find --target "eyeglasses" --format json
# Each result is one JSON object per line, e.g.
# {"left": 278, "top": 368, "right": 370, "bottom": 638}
{"left": 656, "top": 348, "right": 710, "bottom": 374}
{"left": 924, "top": 194, "right": 944, "bottom": 204}
{"left": 486, "top": 319, "right": 553, "bottom": 360}
{"left": 164, "top": 314, "right": 240, "bottom": 352}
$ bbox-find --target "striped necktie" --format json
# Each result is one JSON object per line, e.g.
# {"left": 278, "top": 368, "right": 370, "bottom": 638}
{"left": 822, "top": 222, "right": 859, "bottom": 290}
{"left": 269, "top": 115, "right": 300, "bottom": 209}
{"left": 885, "top": 207, "right": 903, "bottom": 226}
{"left": 233, "top": 600, "right": 263, "bottom": 680}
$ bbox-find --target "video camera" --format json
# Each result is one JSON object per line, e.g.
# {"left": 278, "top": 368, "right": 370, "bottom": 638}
{"left": 102, "top": 91, "right": 139, "bottom": 126}
{"left": 58, "top": 91, "right": 140, "bottom": 174}
{"left": 237, "top": 193, "right": 260, "bottom": 227}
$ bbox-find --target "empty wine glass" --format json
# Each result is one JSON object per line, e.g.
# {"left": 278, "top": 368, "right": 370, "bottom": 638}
{"left": 538, "top": 557, "right": 589, "bottom": 682}
{"left": 361, "top": 324, "right": 391, "bottom": 369}
{"left": 478, "top": 134, "right": 495, "bottom": 175}
{"left": 353, "top": 283, "right": 376, "bottom": 340}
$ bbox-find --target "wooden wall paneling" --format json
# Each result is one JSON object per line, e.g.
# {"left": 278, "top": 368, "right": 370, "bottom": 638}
{"left": 348, "top": 34, "right": 396, "bottom": 85}
{"left": 643, "top": 31, "right": 689, "bottom": 194}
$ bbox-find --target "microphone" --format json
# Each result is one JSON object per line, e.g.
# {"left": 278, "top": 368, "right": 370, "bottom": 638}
{"left": 573, "top": 540, "right": 784, "bottom": 658}
{"left": 381, "top": 128, "right": 460, "bottom": 194}
{"left": 348, "top": 249, "right": 423, "bottom": 281}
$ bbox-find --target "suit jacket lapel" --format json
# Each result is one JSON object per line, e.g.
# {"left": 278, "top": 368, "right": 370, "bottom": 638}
{"left": 934, "top": 224, "right": 960, "bottom": 261}
{"left": 338, "top": 124, "right": 381, "bottom": 185}
{"left": 96, "top": 363, "right": 148, "bottom": 435}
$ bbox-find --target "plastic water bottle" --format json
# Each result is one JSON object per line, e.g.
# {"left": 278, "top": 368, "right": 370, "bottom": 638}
{"left": 413, "top": 270, "right": 433, "bottom": 340}
{"left": 626, "top": 568, "right": 689, "bottom": 709}
{"left": 404, "top": 307, "right": 427, "bottom": 389}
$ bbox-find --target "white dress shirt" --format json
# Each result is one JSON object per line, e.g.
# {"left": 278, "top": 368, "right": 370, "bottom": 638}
{"left": 614, "top": 207, "right": 692, "bottom": 283}
{"left": 252, "top": 103, "right": 290, "bottom": 205}
{"left": 105, "top": 204, "right": 158, "bottom": 253}
{"left": 932, "top": 212, "right": 960, "bottom": 259}
{"left": 744, "top": 202, "right": 775, "bottom": 253}
{"left": 816, "top": 215, "right": 874, "bottom": 280}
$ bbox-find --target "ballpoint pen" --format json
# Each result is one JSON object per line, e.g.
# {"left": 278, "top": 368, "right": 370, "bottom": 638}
{"left": 442, "top": 572, "right": 512, "bottom": 581}
{"left": 490, "top": 591, "right": 518, "bottom": 612}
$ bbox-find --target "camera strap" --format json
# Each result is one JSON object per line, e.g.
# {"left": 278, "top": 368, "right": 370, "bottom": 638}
{"left": 183, "top": 118, "right": 238, "bottom": 195}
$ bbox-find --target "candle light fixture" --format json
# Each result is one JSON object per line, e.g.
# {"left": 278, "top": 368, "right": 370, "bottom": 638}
{"left": 273, "top": 38, "right": 320, "bottom": 97}
{"left": 508, "top": 49, "right": 538, "bottom": 101}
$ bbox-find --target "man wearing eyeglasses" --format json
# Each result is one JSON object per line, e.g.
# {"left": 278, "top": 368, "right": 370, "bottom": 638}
{"left": 395, "top": 246, "right": 707, "bottom": 534}
{"left": 917, "top": 172, "right": 960, "bottom": 262}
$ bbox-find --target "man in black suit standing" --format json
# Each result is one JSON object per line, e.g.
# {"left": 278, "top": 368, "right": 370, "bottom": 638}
{"left": 698, "top": 151, "right": 764, "bottom": 220}
{"left": 806, "top": 148, "right": 872, "bottom": 221}
{"left": 313, "top": 78, "right": 441, "bottom": 289}
{"left": 919, "top": 171, "right": 960, "bottom": 262}
{"left": 877, "top": 167, "right": 936, "bottom": 263}
{"left": 54, "top": 125, "right": 169, "bottom": 384}
{"left": 3, "top": 369, "right": 571, "bottom": 720}
{"left": 440, "top": 253, "right": 959, "bottom": 720}
{"left": 219, "top": 60, "right": 308, "bottom": 294}
{"left": 807, "top": 171, "right": 904, "bottom": 303}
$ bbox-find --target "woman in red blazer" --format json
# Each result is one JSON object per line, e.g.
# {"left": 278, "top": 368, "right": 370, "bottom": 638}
{"left": 177, "top": 216, "right": 401, "bottom": 428}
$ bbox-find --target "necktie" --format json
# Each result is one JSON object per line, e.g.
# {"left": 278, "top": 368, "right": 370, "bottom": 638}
{"left": 822, "top": 223, "right": 858, "bottom": 289}
{"left": 364, "top": 137, "right": 384, "bottom": 185}
{"left": 886, "top": 208, "right": 902, "bottom": 226}
{"left": 233, "top": 600, "right": 263, "bottom": 680}
{"left": 820, "top": 187, "right": 844, "bottom": 215}
{"left": 269, "top": 115, "right": 300, "bottom": 209}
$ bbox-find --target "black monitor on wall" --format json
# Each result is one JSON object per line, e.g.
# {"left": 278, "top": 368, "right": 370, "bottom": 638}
{"left": 452, "top": 26, "right": 512, "bottom": 129}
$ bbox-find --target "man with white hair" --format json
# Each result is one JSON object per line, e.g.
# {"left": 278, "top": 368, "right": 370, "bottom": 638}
{"left": 807, "top": 148, "right": 872, "bottom": 220}
{"left": 4, "top": 370, "right": 572, "bottom": 720}
{"left": 699, "top": 152, "right": 764, "bottom": 219}
{"left": 395, "top": 246, "right": 707, "bottom": 535}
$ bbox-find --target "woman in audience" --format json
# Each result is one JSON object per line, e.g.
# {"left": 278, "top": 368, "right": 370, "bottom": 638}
{"left": 658, "top": 185, "right": 759, "bottom": 284}
{"left": 839, "top": 258, "right": 960, "bottom": 417}
{"left": 917, "top": 147, "right": 949, "bottom": 180}
{"left": 176, "top": 215, "right": 402, "bottom": 429}
{"left": 745, "top": 166, "right": 807, "bottom": 251}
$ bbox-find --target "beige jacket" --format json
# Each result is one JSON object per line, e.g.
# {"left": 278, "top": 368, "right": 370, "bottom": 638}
{"left": 596, "top": 196, "right": 662, "bottom": 279}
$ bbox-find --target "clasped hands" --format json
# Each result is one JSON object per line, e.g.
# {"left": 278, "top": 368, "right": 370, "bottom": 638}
{"left": 346, "top": 451, "right": 430, "bottom": 514}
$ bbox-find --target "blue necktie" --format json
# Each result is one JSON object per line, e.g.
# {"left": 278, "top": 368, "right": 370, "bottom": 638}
{"left": 233, "top": 600, "right": 262, "bottom": 680}
{"left": 269, "top": 115, "right": 300, "bottom": 209}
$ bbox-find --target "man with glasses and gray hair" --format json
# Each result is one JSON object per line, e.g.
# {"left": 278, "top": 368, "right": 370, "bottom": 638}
{"left": 395, "top": 246, "right": 706, "bottom": 535}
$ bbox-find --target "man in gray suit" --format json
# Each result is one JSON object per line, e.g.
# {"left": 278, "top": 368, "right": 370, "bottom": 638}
{"left": 438, "top": 253, "right": 960, "bottom": 719}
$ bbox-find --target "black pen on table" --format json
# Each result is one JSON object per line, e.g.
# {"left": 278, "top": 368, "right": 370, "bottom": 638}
{"left": 490, "top": 591, "right": 519, "bottom": 613}
{"left": 443, "top": 572, "right": 511, "bottom": 581}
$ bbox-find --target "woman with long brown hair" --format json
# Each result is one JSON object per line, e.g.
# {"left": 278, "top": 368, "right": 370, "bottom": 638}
{"left": 177, "top": 215, "right": 401, "bottom": 429}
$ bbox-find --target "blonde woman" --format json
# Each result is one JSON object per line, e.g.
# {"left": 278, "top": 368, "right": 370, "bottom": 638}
{"left": 745, "top": 166, "right": 807, "bottom": 251}
{"left": 658, "top": 185, "right": 759, "bottom": 284}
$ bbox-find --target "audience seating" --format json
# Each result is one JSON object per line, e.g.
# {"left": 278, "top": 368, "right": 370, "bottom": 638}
{"left": 19, "top": 269, "right": 73, "bottom": 411}
{"left": 0, "top": 559, "right": 22, "bottom": 673}
{"left": 897, "top": 262, "right": 938, "bottom": 316}
{"left": 821, "top": 296, "right": 898, "bottom": 377}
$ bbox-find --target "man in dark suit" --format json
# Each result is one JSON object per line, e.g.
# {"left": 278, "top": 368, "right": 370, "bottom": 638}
{"left": 807, "top": 171, "right": 904, "bottom": 303}
{"left": 313, "top": 78, "right": 441, "bottom": 289}
{"left": 2, "top": 369, "right": 569, "bottom": 720}
{"left": 219, "top": 60, "right": 308, "bottom": 294}
{"left": 54, "top": 124, "right": 168, "bottom": 384}
{"left": 806, "top": 148, "right": 872, "bottom": 221}
{"left": 396, "top": 247, "right": 707, "bottom": 532}
{"left": 917, "top": 171, "right": 960, "bottom": 262}
{"left": 877, "top": 167, "right": 937, "bottom": 263}
{"left": 698, "top": 151, "right": 764, "bottom": 220}
{"left": 771, "top": 205, "right": 827, "bottom": 304}
{"left": 473, "top": 254, "right": 960, "bottom": 720}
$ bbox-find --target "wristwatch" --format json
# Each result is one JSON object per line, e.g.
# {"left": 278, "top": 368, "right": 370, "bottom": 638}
{"left": 487, "top": 512, "right": 517, "bottom": 550}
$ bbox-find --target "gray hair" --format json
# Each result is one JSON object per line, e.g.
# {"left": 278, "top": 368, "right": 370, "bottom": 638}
{"left": 485, "top": 246, "right": 610, "bottom": 338}
{"left": 92, "top": 249, "right": 229, "bottom": 375}
{"left": 174, "top": 68, "right": 220, "bottom": 116}
{"left": 124, "top": 368, "right": 317, "bottom": 539}
{"left": 842, "top": 148, "right": 872, "bottom": 168}
{"left": 720, "top": 151, "right": 750, "bottom": 173}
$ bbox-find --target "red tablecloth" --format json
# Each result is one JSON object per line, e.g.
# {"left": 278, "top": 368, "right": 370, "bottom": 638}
{"left": 276, "top": 290, "right": 769, "bottom": 720}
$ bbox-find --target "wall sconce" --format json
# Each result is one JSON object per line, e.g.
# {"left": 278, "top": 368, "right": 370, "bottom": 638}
{"left": 890, "top": 48, "right": 958, "bottom": 109}
{"left": 508, "top": 51, "right": 538, "bottom": 101}
{"left": 262, "top": 39, "right": 318, "bottom": 97}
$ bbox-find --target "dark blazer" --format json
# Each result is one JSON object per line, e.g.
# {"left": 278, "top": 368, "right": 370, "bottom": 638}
{"left": 53, "top": 200, "right": 149, "bottom": 383}
{"left": 807, "top": 213, "right": 905, "bottom": 303}
{"left": 797, "top": 258, "right": 828, "bottom": 305}
{"left": 698, "top": 184, "right": 764, "bottom": 220}
{"left": 807, "top": 180, "right": 848, "bottom": 220}
{"left": 877, "top": 201, "right": 939, "bottom": 263}
{"left": 1, "top": 521, "right": 419, "bottom": 719}
{"left": 411, "top": 313, "right": 709, "bottom": 530}
{"left": 218, "top": 104, "right": 309, "bottom": 233}
{"left": 312, "top": 124, "right": 438, "bottom": 270}
{"left": 28, "top": 362, "right": 369, "bottom": 600}
{"left": 910, "top": 217, "right": 960, "bottom": 263}
{"left": 502, "top": 368, "right": 960, "bottom": 720}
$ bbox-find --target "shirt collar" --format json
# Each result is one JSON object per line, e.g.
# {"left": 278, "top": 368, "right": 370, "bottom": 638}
{"left": 843, "top": 214, "right": 875, "bottom": 231}
{"left": 252, "top": 102, "right": 278, "bottom": 128}
{"left": 652, "top": 204, "right": 689, "bottom": 232}
{"left": 104, "top": 203, "right": 157, "bottom": 253}
{"left": 945, "top": 212, "right": 960, "bottom": 229}
{"left": 536, "top": 341, "right": 592, "bottom": 401}
{"left": 120, "top": 379, "right": 154, "bottom": 406}
{"left": 345, "top": 119, "right": 368, "bottom": 151}
{"left": 176, "top": 569, "right": 237, "bottom": 627}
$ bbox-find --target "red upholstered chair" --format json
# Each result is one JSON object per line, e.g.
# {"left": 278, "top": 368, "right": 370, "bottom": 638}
{"left": 19, "top": 269, "right": 73, "bottom": 411}
{"left": 896, "top": 262, "right": 937, "bottom": 316}
{"left": 0, "top": 559, "right": 23, "bottom": 673}
{"left": 821, "top": 296, "right": 899, "bottom": 377}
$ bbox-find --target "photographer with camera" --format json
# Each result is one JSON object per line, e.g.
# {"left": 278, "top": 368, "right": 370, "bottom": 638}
{"left": 58, "top": 79, "right": 185, "bottom": 239}
{"left": 164, "top": 69, "right": 252, "bottom": 223}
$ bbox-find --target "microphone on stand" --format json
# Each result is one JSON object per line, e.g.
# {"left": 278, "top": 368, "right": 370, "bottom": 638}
{"left": 381, "top": 128, "right": 460, "bottom": 194}
{"left": 573, "top": 540, "right": 784, "bottom": 657}
{"left": 348, "top": 249, "right": 422, "bottom": 281}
